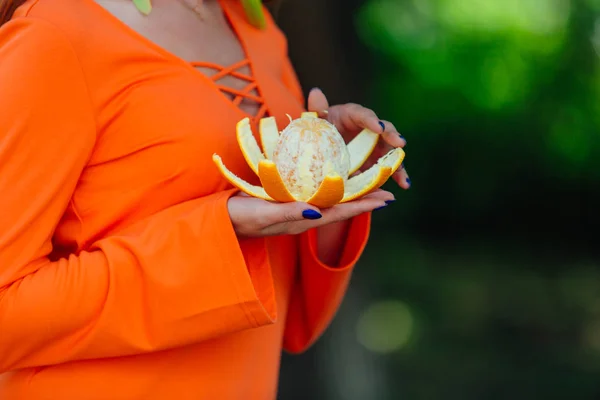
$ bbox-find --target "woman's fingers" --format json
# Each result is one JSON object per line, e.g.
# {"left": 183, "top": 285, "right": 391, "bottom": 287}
{"left": 309, "top": 90, "right": 381, "bottom": 135}
{"left": 343, "top": 104, "right": 383, "bottom": 136}
{"left": 326, "top": 103, "right": 406, "bottom": 148}
{"left": 267, "top": 191, "right": 390, "bottom": 228}
{"left": 379, "top": 120, "right": 407, "bottom": 148}
{"left": 360, "top": 188, "right": 395, "bottom": 201}
{"left": 392, "top": 165, "right": 411, "bottom": 189}
{"left": 318, "top": 190, "right": 393, "bottom": 221}
{"left": 307, "top": 87, "right": 330, "bottom": 115}
{"left": 307, "top": 89, "right": 407, "bottom": 154}
{"left": 324, "top": 102, "right": 381, "bottom": 137}
{"left": 228, "top": 196, "right": 323, "bottom": 237}
{"left": 228, "top": 188, "right": 397, "bottom": 238}
{"left": 260, "top": 200, "right": 324, "bottom": 225}
{"left": 262, "top": 190, "right": 393, "bottom": 233}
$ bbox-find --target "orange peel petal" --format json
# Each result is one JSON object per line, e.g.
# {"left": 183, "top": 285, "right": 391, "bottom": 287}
{"left": 257, "top": 159, "right": 297, "bottom": 202}
{"left": 236, "top": 117, "right": 265, "bottom": 176}
{"left": 378, "top": 147, "right": 405, "bottom": 174}
{"left": 306, "top": 174, "right": 345, "bottom": 208}
{"left": 341, "top": 147, "right": 405, "bottom": 203}
{"left": 212, "top": 154, "right": 273, "bottom": 201}
{"left": 346, "top": 128, "right": 380, "bottom": 175}
{"left": 341, "top": 166, "right": 391, "bottom": 203}
{"left": 259, "top": 116, "right": 279, "bottom": 160}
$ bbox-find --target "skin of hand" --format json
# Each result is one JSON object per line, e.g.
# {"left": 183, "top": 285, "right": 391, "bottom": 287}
{"left": 227, "top": 189, "right": 394, "bottom": 239}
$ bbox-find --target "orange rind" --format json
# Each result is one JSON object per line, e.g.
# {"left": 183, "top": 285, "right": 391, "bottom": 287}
{"left": 258, "top": 159, "right": 296, "bottom": 202}
{"left": 347, "top": 129, "right": 380, "bottom": 175}
{"left": 212, "top": 154, "right": 272, "bottom": 201}
{"left": 213, "top": 113, "right": 405, "bottom": 208}
{"left": 341, "top": 147, "right": 404, "bottom": 203}
{"left": 259, "top": 117, "right": 279, "bottom": 160}
{"left": 305, "top": 161, "right": 346, "bottom": 208}
{"left": 236, "top": 118, "right": 265, "bottom": 175}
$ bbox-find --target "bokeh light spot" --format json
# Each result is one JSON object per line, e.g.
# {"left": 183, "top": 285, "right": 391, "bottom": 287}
{"left": 583, "top": 320, "right": 600, "bottom": 352}
{"left": 356, "top": 300, "right": 414, "bottom": 354}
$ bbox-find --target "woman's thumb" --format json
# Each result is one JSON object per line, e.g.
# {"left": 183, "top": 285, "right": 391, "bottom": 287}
{"left": 307, "top": 87, "right": 329, "bottom": 114}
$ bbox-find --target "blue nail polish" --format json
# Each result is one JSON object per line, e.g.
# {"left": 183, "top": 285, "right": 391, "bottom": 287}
{"left": 378, "top": 121, "right": 385, "bottom": 132}
{"left": 374, "top": 204, "right": 388, "bottom": 211}
{"left": 302, "top": 209, "right": 322, "bottom": 219}
{"left": 385, "top": 200, "right": 396, "bottom": 205}
{"left": 401, "top": 163, "right": 405, "bottom": 170}
{"left": 406, "top": 177, "right": 411, "bottom": 186}
{"left": 400, "top": 134, "right": 406, "bottom": 143}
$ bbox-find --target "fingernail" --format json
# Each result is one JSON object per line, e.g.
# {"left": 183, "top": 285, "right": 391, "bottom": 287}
{"left": 378, "top": 121, "right": 385, "bottom": 132}
{"left": 401, "top": 163, "right": 405, "bottom": 170}
{"left": 385, "top": 199, "right": 396, "bottom": 205}
{"left": 399, "top": 134, "right": 407, "bottom": 143}
{"left": 310, "top": 87, "right": 322, "bottom": 93}
{"left": 302, "top": 209, "right": 322, "bottom": 219}
{"left": 406, "top": 177, "right": 411, "bottom": 187}
{"left": 374, "top": 204, "right": 388, "bottom": 211}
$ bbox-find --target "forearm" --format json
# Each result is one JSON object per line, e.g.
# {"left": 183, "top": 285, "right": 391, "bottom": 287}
{"left": 0, "top": 191, "right": 276, "bottom": 372}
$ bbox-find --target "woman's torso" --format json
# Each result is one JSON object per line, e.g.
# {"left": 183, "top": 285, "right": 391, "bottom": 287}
{"left": 1, "top": 0, "right": 306, "bottom": 398}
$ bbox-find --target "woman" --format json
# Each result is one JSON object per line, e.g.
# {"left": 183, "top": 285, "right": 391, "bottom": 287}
{"left": 0, "top": 0, "right": 410, "bottom": 398}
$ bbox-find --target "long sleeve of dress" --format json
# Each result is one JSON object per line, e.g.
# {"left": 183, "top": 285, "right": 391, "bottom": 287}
{"left": 0, "top": 18, "right": 276, "bottom": 373}
{"left": 283, "top": 214, "right": 371, "bottom": 353}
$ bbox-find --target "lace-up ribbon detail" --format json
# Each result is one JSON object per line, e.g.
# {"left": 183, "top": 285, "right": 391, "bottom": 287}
{"left": 190, "top": 59, "right": 267, "bottom": 121}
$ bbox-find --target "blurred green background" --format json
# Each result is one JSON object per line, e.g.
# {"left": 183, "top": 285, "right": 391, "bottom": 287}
{"left": 273, "top": 0, "right": 600, "bottom": 398}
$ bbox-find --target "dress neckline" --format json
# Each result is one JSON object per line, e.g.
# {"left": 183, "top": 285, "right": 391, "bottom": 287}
{"left": 84, "top": 0, "right": 266, "bottom": 120}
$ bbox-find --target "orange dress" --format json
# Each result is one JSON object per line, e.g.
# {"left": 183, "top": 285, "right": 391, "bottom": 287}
{"left": 0, "top": 0, "right": 371, "bottom": 399}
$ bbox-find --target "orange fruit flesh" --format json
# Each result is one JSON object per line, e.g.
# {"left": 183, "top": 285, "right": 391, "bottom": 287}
{"left": 272, "top": 113, "right": 350, "bottom": 202}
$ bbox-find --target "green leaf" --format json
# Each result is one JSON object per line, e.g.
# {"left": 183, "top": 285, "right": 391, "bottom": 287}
{"left": 240, "top": 0, "right": 266, "bottom": 30}
{"left": 132, "top": 0, "right": 152, "bottom": 15}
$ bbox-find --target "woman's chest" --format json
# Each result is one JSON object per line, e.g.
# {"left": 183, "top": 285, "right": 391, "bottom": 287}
{"left": 63, "top": 0, "right": 306, "bottom": 238}
{"left": 71, "top": 58, "right": 303, "bottom": 233}
{"left": 95, "top": 0, "right": 261, "bottom": 115}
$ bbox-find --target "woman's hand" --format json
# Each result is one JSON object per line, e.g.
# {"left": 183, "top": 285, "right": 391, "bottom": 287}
{"left": 227, "top": 189, "right": 393, "bottom": 238}
{"left": 307, "top": 88, "right": 411, "bottom": 190}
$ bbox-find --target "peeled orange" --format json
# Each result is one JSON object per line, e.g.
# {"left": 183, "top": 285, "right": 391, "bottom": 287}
{"left": 212, "top": 112, "right": 405, "bottom": 208}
